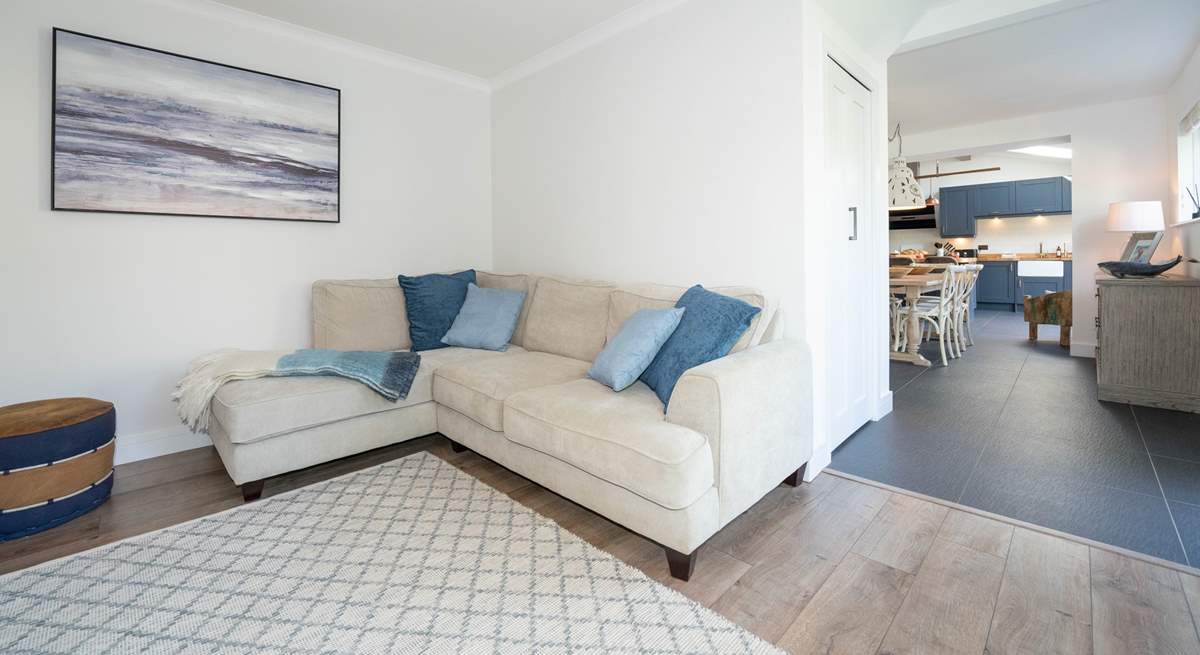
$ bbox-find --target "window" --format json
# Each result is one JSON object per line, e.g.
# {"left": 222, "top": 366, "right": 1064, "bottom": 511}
{"left": 1178, "top": 99, "right": 1200, "bottom": 225}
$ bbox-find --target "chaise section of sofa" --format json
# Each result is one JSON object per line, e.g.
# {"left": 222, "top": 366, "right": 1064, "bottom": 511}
{"left": 204, "top": 272, "right": 812, "bottom": 579}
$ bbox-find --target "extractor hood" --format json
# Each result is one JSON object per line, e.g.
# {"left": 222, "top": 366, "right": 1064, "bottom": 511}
{"left": 889, "top": 206, "right": 936, "bottom": 230}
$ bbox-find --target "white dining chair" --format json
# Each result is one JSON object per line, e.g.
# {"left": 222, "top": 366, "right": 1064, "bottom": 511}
{"left": 902, "top": 265, "right": 964, "bottom": 366}
{"left": 890, "top": 296, "right": 906, "bottom": 352}
{"left": 951, "top": 264, "right": 983, "bottom": 352}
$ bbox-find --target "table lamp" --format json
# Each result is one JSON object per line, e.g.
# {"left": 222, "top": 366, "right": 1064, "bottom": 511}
{"left": 1106, "top": 201, "right": 1163, "bottom": 262}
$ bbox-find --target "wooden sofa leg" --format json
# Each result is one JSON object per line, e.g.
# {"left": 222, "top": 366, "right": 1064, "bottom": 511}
{"left": 665, "top": 547, "right": 697, "bottom": 581}
{"left": 782, "top": 463, "right": 807, "bottom": 487}
{"left": 241, "top": 479, "right": 265, "bottom": 502}
{"left": 449, "top": 440, "right": 468, "bottom": 453}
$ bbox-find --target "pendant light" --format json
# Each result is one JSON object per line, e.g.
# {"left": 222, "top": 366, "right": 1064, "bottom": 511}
{"left": 925, "top": 161, "right": 940, "bottom": 207}
{"left": 888, "top": 123, "right": 924, "bottom": 210}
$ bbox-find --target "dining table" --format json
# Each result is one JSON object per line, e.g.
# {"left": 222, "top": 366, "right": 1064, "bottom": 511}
{"left": 890, "top": 273, "right": 944, "bottom": 367}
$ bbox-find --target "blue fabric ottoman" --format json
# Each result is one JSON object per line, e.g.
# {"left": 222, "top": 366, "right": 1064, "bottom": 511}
{"left": 0, "top": 398, "right": 116, "bottom": 541}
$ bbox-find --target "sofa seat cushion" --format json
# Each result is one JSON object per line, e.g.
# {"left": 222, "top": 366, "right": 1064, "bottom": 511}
{"left": 433, "top": 352, "right": 590, "bottom": 432}
{"left": 503, "top": 379, "right": 714, "bottom": 510}
{"left": 213, "top": 346, "right": 523, "bottom": 444}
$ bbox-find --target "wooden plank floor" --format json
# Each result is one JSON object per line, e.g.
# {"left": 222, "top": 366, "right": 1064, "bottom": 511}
{"left": 4, "top": 435, "right": 1200, "bottom": 654}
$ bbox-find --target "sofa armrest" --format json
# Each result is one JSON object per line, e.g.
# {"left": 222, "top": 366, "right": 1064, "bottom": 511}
{"left": 666, "top": 339, "right": 813, "bottom": 524}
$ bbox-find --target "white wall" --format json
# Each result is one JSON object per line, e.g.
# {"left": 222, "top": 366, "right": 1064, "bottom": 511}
{"left": 890, "top": 215, "right": 1072, "bottom": 254}
{"left": 493, "top": 0, "right": 904, "bottom": 479}
{"left": 800, "top": 1, "right": 895, "bottom": 478}
{"left": 0, "top": 0, "right": 493, "bottom": 462}
{"left": 971, "top": 215, "right": 1071, "bottom": 254}
{"left": 903, "top": 95, "right": 1170, "bottom": 357}
{"left": 491, "top": 0, "right": 806, "bottom": 316}
{"left": 916, "top": 152, "right": 1071, "bottom": 189}
{"left": 1167, "top": 42, "right": 1200, "bottom": 278}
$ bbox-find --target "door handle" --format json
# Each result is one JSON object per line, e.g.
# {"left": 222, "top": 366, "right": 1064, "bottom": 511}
{"left": 848, "top": 206, "right": 858, "bottom": 241}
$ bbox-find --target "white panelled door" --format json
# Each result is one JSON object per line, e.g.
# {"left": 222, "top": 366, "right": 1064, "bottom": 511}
{"left": 823, "top": 56, "right": 873, "bottom": 449}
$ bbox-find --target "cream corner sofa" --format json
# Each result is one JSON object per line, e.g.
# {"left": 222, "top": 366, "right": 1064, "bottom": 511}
{"left": 207, "top": 272, "right": 813, "bottom": 579}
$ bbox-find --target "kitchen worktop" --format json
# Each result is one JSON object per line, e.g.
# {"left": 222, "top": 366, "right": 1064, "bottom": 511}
{"left": 975, "top": 253, "right": 1072, "bottom": 262}
{"left": 892, "top": 253, "right": 1072, "bottom": 264}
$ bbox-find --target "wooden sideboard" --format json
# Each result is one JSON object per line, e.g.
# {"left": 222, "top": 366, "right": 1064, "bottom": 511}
{"left": 1095, "top": 272, "right": 1200, "bottom": 413}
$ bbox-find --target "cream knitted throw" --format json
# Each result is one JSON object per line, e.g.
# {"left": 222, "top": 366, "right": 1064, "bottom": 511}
{"left": 173, "top": 349, "right": 288, "bottom": 433}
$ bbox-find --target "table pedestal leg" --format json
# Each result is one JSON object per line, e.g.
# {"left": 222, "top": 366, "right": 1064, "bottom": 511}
{"left": 889, "top": 287, "right": 933, "bottom": 367}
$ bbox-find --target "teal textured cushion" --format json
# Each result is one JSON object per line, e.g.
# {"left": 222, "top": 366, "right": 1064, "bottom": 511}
{"left": 441, "top": 283, "right": 527, "bottom": 351}
{"left": 588, "top": 308, "right": 685, "bottom": 392}
{"left": 640, "top": 285, "right": 761, "bottom": 405}
{"left": 397, "top": 270, "right": 476, "bottom": 351}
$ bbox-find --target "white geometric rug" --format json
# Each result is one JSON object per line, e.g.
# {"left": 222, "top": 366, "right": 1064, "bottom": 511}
{"left": 0, "top": 452, "right": 779, "bottom": 654}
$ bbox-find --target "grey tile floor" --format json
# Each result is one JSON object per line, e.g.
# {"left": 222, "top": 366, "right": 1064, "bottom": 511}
{"left": 832, "top": 309, "right": 1200, "bottom": 565}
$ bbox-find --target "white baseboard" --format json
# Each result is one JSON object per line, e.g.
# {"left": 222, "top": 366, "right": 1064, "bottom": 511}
{"left": 873, "top": 391, "right": 894, "bottom": 420}
{"left": 114, "top": 427, "right": 212, "bottom": 465}
{"left": 1070, "top": 342, "right": 1096, "bottom": 358}
{"left": 805, "top": 447, "right": 832, "bottom": 482}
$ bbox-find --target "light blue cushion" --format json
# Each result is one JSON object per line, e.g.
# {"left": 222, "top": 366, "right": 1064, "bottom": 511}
{"left": 640, "top": 285, "right": 761, "bottom": 406}
{"left": 588, "top": 308, "right": 685, "bottom": 392}
{"left": 441, "top": 283, "right": 527, "bottom": 351}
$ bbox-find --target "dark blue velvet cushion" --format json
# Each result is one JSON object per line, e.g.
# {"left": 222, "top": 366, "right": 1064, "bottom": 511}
{"left": 397, "top": 270, "right": 476, "bottom": 351}
{"left": 640, "top": 285, "right": 761, "bottom": 406}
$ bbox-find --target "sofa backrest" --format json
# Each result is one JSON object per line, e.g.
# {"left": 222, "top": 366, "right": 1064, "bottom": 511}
{"left": 312, "top": 272, "right": 776, "bottom": 359}
{"left": 606, "top": 283, "right": 772, "bottom": 354}
{"left": 312, "top": 279, "right": 410, "bottom": 351}
{"left": 521, "top": 277, "right": 617, "bottom": 361}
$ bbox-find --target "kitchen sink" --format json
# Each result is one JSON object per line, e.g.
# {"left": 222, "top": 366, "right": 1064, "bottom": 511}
{"left": 1017, "top": 260, "right": 1064, "bottom": 277}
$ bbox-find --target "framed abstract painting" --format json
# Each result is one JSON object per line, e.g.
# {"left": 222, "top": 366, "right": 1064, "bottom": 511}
{"left": 52, "top": 28, "right": 340, "bottom": 223}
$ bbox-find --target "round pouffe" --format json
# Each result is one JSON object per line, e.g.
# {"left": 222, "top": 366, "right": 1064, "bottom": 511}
{"left": 0, "top": 398, "right": 115, "bottom": 541}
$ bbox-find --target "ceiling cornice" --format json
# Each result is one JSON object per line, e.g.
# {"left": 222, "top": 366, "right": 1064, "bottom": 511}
{"left": 490, "top": 0, "right": 691, "bottom": 91}
{"left": 156, "top": 0, "right": 491, "bottom": 93}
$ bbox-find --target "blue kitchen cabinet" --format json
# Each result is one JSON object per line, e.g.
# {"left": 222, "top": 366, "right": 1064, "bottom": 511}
{"left": 977, "top": 261, "right": 1016, "bottom": 305}
{"left": 1014, "top": 178, "right": 1063, "bottom": 214}
{"left": 939, "top": 186, "right": 975, "bottom": 237}
{"left": 974, "top": 182, "right": 1015, "bottom": 217}
{"left": 1063, "top": 260, "right": 1072, "bottom": 290}
{"left": 1018, "top": 276, "right": 1064, "bottom": 298}
{"left": 1061, "top": 178, "right": 1072, "bottom": 213}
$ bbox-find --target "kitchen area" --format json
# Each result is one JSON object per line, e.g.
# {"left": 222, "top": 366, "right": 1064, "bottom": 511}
{"left": 888, "top": 143, "right": 1075, "bottom": 365}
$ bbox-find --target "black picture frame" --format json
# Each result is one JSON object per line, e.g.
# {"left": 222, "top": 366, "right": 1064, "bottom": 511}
{"left": 52, "top": 27, "right": 341, "bottom": 224}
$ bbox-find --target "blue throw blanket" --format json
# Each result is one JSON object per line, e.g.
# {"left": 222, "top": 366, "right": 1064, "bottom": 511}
{"left": 175, "top": 348, "right": 422, "bottom": 432}
{"left": 274, "top": 350, "right": 422, "bottom": 401}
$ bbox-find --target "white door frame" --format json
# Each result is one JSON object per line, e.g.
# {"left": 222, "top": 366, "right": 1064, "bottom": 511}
{"left": 799, "top": 16, "right": 891, "bottom": 478}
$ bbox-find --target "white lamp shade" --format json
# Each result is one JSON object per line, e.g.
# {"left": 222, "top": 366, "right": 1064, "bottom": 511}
{"left": 888, "top": 157, "right": 924, "bottom": 210}
{"left": 1106, "top": 201, "right": 1164, "bottom": 232}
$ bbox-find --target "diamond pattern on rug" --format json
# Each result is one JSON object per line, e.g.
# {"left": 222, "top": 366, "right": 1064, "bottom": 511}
{"left": 0, "top": 452, "right": 779, "bottom": 654}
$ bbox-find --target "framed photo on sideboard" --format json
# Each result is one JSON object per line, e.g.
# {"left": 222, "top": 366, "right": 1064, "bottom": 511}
{"left": 1120, "top": 232, "right": 1163, "bottom": 263}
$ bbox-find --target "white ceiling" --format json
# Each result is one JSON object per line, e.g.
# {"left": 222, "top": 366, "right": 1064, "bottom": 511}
{"left": 816, "top": 0, "right": 949, "bottom": 60}
{"left": 889, "top": 0, "right": 1200, "bottom": 133}
{"left": 211, "top": 0, "right": 648, "bottom": 79}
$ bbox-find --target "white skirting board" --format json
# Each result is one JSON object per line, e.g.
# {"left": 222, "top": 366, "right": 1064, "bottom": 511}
{"left": 114, "top": 427, "right": 212, "bottom": 465}
{"left": 873, "top": 390, "right": 894, "bottom": 421}
{"left": 1070, "top": 341, "right": 1096, "bottom": 358}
